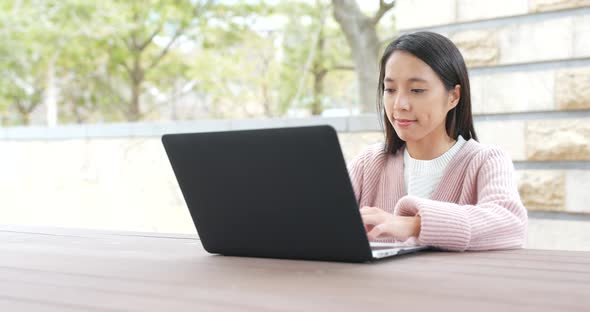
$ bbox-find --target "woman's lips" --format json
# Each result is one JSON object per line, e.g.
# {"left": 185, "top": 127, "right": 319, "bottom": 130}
{"left": 395, "top": 119, "right": 416, "bottom": 127}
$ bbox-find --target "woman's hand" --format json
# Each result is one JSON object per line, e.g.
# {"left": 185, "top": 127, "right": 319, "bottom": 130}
{"left": 360, "top": 206, "right": 421, "bottom": 241}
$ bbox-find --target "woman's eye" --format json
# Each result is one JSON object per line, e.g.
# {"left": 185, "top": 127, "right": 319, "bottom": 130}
{"left": 384, "top": 88, "right": 396, "bottom": 93}
{"left": 411, "top": 89, "right": 426, "bottom": 94}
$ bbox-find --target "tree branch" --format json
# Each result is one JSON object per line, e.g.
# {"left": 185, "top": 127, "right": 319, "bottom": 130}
{"left": 130, "top": 11, "right": 140, "bottom": 49}
{"left": 145, "top": 1, "right": 212, "bottom": 72}
{"left": 145, "top": 29, "right": 183, "bottom": 71}
{"left": 119, "top": 61, "right": 133, "bottom": 77}
{"left": 373, "top": 0, "right": 395, "bottom": 25}
{"left": 14, "top": 99, "right": 26, "bottom": 115}
{"left": 328, "top": 64, "right": 355, "bottom": 71}
{"left": 121, "top": 35, "right": 134, "bottom": 53}
{"left": 137, "top": 23, "right": 164, "bottom": 52}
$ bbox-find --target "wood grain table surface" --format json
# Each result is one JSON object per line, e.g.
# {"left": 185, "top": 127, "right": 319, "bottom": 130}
{"left": 1, "top": 224, "right": 588, "bottom": 312}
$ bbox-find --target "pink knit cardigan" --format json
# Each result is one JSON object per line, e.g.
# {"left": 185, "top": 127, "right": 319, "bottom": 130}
{"left": 347, "top": 139, "right": 528, "bottom": 251}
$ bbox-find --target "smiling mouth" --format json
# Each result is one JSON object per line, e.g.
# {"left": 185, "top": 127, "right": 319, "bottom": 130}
{"left": 394, "top": 118, "right": 416, "bottom": 127}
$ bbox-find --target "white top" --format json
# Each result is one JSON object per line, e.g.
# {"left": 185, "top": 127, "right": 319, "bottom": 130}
{"left": 403, "top": 136, "right": 467, "bottom": 199}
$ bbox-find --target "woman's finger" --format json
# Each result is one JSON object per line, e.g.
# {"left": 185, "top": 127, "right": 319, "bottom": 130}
{"left": 361, "top": 214, "right": 385, "bottom": 226}
{"left": 367, "top": 224, "right": 395, "bottom": 240}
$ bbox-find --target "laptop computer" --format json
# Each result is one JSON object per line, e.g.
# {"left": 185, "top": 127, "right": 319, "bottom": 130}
{"left": 162, "top": 125, "right": 428, "bottom": 262}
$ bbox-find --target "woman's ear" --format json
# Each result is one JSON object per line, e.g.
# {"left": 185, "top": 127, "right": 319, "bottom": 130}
{"left": 448, "top": 84, "right": 461, "bottom": 110}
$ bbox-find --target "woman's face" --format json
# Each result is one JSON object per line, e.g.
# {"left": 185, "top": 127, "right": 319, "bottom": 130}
{"left": 383, "top": 51, "right": 460, "bottom": 144}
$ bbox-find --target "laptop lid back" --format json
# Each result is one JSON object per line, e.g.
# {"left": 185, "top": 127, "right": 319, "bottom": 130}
{"left": 162, "top": 125, "right": 372, "bottom": 262}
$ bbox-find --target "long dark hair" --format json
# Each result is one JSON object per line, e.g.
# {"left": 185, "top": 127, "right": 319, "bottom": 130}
{"left": 377, "top": 31, "right": 478, "bottom": 155}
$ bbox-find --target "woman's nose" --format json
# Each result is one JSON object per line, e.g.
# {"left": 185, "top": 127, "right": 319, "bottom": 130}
{"left": 393, "top": 92, "right": 410, "bottom": 111}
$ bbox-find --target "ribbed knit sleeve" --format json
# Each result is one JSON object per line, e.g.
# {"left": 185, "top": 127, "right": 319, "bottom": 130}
{"left": 394, "top": 147, "right": 528, "bottom": 251}
{"left": 347, "top": 149, "right": 365, "bottom": 206}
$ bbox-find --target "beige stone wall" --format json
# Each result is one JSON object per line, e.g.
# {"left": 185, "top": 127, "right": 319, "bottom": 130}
{"left": 526, "top": 120, "right": 590, "bottom": 160}
{"left": 530, "top": 0, "right": 590, "bottom": 12}
{"left": 517, "top": 171, "right": 566, "bottom": 211}
{"left": 526, "top": 218, "right": 590, "bottom": 251}
{"left": 448, "top": 15, "right": 589, "bottom": 67}
{"left": 450, "top": 31, "right": 501, "bottom": 67}
{"left": 474, "top": 119, "right": 590, "bottom": 162}
{"left": 396, "top": 0, "right": 589, "bottom": 29}
{"left": 556, "top": 68, "right": 590, "bottom": 110}
{"left": 470, "top": 67, "right": 590, "bottom": 114}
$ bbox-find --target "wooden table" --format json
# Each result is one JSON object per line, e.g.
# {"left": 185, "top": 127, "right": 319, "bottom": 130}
{"left": 1, "top": 224, "right": 588, "bottom": 312}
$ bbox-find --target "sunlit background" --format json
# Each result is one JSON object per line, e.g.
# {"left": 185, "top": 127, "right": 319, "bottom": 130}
{"left": 1, "top": 0, "right": 589, "bottom": 251}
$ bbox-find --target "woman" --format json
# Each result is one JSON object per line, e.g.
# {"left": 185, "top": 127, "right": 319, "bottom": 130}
{"left": 349, "top": 31, "right": 527, "bottom": 251}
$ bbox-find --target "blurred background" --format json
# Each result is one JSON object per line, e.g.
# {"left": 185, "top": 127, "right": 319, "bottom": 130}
{"left": 0, "top": 0, "right": 589, "bottom": 250}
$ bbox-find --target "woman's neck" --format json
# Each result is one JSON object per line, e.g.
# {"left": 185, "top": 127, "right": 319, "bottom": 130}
{"left": 406, "top": 129, "right": 456, "bottom": 160}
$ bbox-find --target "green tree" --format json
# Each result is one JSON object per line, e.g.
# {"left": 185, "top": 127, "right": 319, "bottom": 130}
{"left": 0, "top": 0, "right": 369, "bottom": 125}
{"left": 95, "top": 0, "right": 214, "bottom": 121}
{"left": 332, "top": 0, "right": 395, "bottom": 113}
{"left": 278, "top": 0, "right": 354, "bottom": 116}
{"left": 0, "top": 0, "right": 115, "bottom": 125}
{"left": 187, "top": 2, "right": 287, "bottom": 119}
{"left": 0, "top": 1, "right": 50, "bottom": 125}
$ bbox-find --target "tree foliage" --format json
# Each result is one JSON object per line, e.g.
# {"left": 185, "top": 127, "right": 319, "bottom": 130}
{"left": 0, "top": 0, "right": 387, "bottom": 126}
